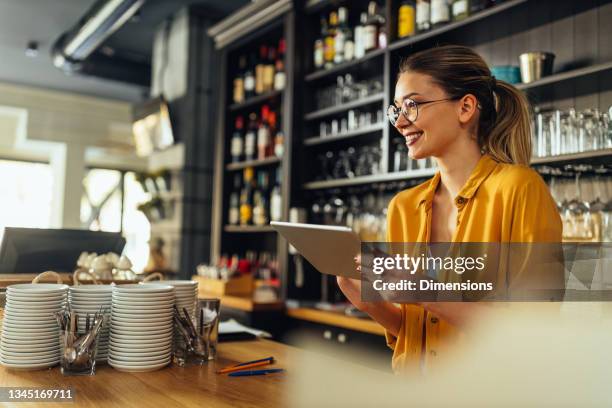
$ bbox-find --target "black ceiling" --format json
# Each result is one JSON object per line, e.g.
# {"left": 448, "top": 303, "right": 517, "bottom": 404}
{"left": 0, "top": 0, "right": 248, "bottom": 102}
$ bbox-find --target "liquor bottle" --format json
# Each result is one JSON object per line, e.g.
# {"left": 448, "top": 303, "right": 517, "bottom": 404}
{"left": 244, "top": 112, "right": 257, "bottom": 161}
{"left": 255, "top": 45, "right": 267, "bottom": 95}
{"left": 253, "top": 171, "right": 269, "bottom": 226}
{"left": 274, "top": 128, "right": 284, "bottom": 158}
{"left": 334, "top": 7, "right": 350, "bottom": 64}
{"left": 244, "top": 53, "right": 256, "bottom": 99}
{"left": 470, "top": 0, "right": 489, "bottom": 13}
{"left": 267, "top": 110, "right": 283, "bottom": 158}
{"left": 230, "top": 115, "right": 244, "bottom": 163}
{"left": 228, "top": 173, "right": 241, "bottom": 225}
{"left": 270, "top": 168, "right": 282, "bottom": 222}
{"left": 430, "top": 0, "right": 450, "bottom": 28}
{"left": 239, "top": 167, "right": 254, "bottom": 226}
{"left": 314, "top": 17, "right": 326, "bottom": 70}
{"left": 233, "top": 55, "right": 246, "bottom": 104}
{"left": 257, "top": 105, "right": 271, "bottom": 160}
{"left": 363, "top": 2, "right": 380, "bottom": 52}
{"left": 377, "top": 4, "right": 388, "bottom": 48}
{"left": 263, "top": 46, "right": 276, "bottom": 93}
{"left": 398, "top": 1, "right": 416, "bottom": 38}
{"left": 324, "top": 11, "right": 337, "bottom": 68}
{"left": 354, "top": 12, "right": 367, "bottom": 59}
{"left": 451, "top": 0, "right": 469, "bottom": 21}
{"left": 416, "top": 0, "right": 431, "bottom": 32}
{"left": 274, "top": 40, "right": 286, "bottom": 91}
{"left": 343, "top": 11, "right": 355, "bottom": 61}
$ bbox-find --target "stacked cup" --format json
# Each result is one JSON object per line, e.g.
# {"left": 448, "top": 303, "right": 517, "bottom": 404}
{"left": 140, "top": 280, "right": 198, "bottom": 353}
{"left": 67, "top": 285, "right": 113, "bottom": 362}
{"left": 108, "top": 284, "right": 175, "bottom": 372}
{"left": 0, "top": 284, "right": 68, "bottom": 370}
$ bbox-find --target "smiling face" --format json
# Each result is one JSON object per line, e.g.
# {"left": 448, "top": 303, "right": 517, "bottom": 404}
{"left": 393, "top": 71, "right": 477, "bottom": 160}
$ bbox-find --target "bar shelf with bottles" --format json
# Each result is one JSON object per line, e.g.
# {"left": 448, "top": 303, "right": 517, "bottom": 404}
{"left": 210, "top": 12, "right": 297, "bottom": 304}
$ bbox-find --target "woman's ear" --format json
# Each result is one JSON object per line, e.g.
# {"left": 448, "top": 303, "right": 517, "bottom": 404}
{"left": 457, "top": 94, "right": 479, "bottom": 124}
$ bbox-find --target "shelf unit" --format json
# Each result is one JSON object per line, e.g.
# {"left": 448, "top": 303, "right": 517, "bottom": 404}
{"left": 210, "top": 9, "right": 296, "bottom": 301}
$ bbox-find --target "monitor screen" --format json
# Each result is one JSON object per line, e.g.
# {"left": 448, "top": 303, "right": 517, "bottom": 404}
{"left": 0, "top": 227, "right": 126, "bottom": 273}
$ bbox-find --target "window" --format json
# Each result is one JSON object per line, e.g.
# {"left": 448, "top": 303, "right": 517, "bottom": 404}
{"left": 0, "top": 159, "right": 53, "bottom": 230}
{"left": 81, "top": 168, "right": 151, "bottom": 272}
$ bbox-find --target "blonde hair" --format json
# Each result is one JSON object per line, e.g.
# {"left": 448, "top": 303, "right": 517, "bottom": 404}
{"left": 399, "top": 45, "right": 532, "bottom": 165}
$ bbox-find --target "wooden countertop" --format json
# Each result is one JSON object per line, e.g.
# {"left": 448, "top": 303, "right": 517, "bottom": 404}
{"left": 0, "top": 339, "right": 293, "bottom": 408}
{"left": 286, "top": 308, "right": 385, "bottom": 336}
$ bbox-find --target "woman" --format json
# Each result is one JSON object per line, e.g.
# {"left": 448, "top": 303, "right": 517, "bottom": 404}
{"left": 337, "top": 45, "right": 562, "bottom": 374}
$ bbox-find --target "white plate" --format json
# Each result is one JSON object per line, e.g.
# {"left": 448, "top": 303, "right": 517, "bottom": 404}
{"left": 7, "top": 284, "right": 68, "bottom": 293}
{"left": 0, "top": 341, "right": 59, "bottom": 353}
{"left": 109, "top": 344, "right": 171, "bottom": 353}
{"left": 6, "top": 298, "right": 66, "bottom": 306}
{"left": 0, "top": 348, "right": 59, "bottom": 358}
{"left": 108, "top": 331, "right": 174, "bottom": 341}
{"left": 5, "top": 295, "right": 66, "bottom": 303}
{"left": 114, "top": 284, "right": 174, "bottom": 292}
{"left": 110, "top": 313, "right": 172, "bottom": 322}
{"left": 141, "top": 280, "right": 197, "bottom": 287}
{"left": 112, "top": 295, "right": 174, "bottom": 303}
{"left": 3, "top": 309, "right": 62, "bottom": 316}
{"left": 69, "top": 285, "right": 113, "bottom": 293}
{"left": 1, "top": 337, "right": 58, "bottom": 346}
{"left": 110, "top": 310, "right": 173, "bottom": 319}
{"left": 110, "top": 326, "right": 173, "bottom": 334}
{"left": 108, "top": 349, "right": 170, "bottom": 359}
{"left": 108, "top": 354, "right": 171, "bottom": 364}
{"left": 2, "top": 314, "right": 58, "bottom": 322}
{"left": 1, "top": 320, "right": 57, "bottom": 329}
{"left": 111, "top": 304, "right": 174, "bottom": 311}
{"left": 0, "top": 360, "right": 59, "bottom": 370}
{"left": 108, "top": 358, "right": 169, "bottom": 372}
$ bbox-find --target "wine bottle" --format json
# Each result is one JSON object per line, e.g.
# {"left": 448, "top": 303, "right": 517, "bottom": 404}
{"left": 398, "top": 1, "right": 416, "bottom": 38}
{"left": 233, "top": 55, "right": 246, "bottom": 103}
{"left": 270, "top": 168, "right": 282, "bottom": 222}
{"left": 228, "top": 173, "right": 241, "bottom": 225}
{"left": 416, "top": 0, "right": 431, "bottom": 32}
{"left": 334, "top": 7, "right": 349, "bottom": 64}
{"left": 354, "top": 12, "right": 367, "bottom": 59}
{"left": 451, "top": 0, "right": 469, "bottom": 21}
{"left": 244, "top": 53, "right": 256, "bottom": 99}
{"left": 257, "top": 105, "right": 271, "bottom": 160}
{"left": 324, "top": 12, "right": 337, "bottom": 68}
{"left": 239, "top": 167, "right": 254, "bottom": 226}
{"left": 244, "top": 112, "right": 257, "bottom": 161}
{"left": 255, "top": 45, "right": 267, "bottom": 95}
{"left": 230, "top": 115, "right": 244, "bottom": 163}
{"left": 263, "top": 46, "right": 275, "bottom": 92}
{"left": 363, "top": 2, "right": 379, "bottom": 52}
{"left": 274, "top": 39, "right": 286, "bottom": 91}
{"left": 430, "top": 0, "right": 450, "bottom": 28}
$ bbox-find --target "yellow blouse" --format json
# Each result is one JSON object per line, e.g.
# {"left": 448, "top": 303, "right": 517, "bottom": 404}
{"left": 385, "top": 154, "right": 562, "bottom": 374}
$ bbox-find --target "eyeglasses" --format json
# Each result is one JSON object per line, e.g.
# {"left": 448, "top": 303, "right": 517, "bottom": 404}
{"left": 387, "top": 98, "right": 456, "bottom": 126}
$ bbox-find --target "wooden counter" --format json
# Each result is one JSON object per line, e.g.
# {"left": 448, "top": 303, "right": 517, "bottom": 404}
{"left": 0, "top": 339, "right": 294, "bottom": 408}
{"left": 286, "top": 308, "right": 385, "bottom": 336}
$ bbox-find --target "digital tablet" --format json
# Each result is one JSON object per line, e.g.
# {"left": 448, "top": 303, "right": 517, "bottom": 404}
{"left": 270, "top": 221, "right": 361, "bottom": 280}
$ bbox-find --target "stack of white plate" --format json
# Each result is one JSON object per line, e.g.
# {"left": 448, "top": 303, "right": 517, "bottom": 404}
{"left": 108, "top": 284, "right": 175, "bottom": 372}
{"left": 141, "top": 281, "right": 198, "bottom": 351}
{"left": 0, "top": 284, "right": 68, "bottom": 370}
{"left": 140, "top": 280, "right": 198, "bottom": 315}
{"left": 68, "top": 285, "right": 112, "bottom": 362}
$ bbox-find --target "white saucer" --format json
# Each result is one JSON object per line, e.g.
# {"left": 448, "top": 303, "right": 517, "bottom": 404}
{"left": 108, "top": 358, "right": 170, "bottom": 372}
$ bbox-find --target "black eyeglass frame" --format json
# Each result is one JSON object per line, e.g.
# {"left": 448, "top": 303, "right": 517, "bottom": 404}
{"left": 387, "top": 97, "right": 457, "bottom": 126}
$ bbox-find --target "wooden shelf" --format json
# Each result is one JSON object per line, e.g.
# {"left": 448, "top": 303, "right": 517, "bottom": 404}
{"left": 304, "top": 123, "right": 385, "bottom": 146}
{"left": 389, "top": 0, "right": 528, "bottom": 51}
{"left": 304, "top": 93, "right": 385, "bottom": 121}
{"left": 226, "top": 156, "right": 281, "bottom": 171}
{"left": 304, "top": 48, "right": 385, "bottom": 82}
{"left": 286, "top": 307, "right": 385, "bottom": 336}
{"left": 303, "top": 168, "right": 437, "bottom": 190}
{"left": 199, "top": 291, "right": 284, "bottom": 312}
{"left": 516, "top": 61, "right": 612, "bottom": 91}
{"left": 228, "top": 90, "right": 282, "bottom": 112}
{"left": 531, "top": 149, "right": 612, "bottom": 166}
{"left": 224, "top": 225, "right": 276, "bottom": 233}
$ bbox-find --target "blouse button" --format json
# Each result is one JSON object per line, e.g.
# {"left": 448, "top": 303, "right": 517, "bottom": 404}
{"left": 456, "top": 197, "right": 466, "bottom": 205}
{"left": 430, "top": 317, "right": 439, "bottom": 324}
{"left": 430, "top": 350, "right": 437, "bottom": 357}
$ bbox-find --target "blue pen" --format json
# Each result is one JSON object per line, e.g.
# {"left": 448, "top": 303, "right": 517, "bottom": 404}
{"left": 228, "top": 368, "right": 285, "bottom": 377}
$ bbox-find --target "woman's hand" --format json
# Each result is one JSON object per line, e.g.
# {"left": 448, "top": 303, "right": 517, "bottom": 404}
{"left": 335, "top": 254, "right": 402, "bottom": 337}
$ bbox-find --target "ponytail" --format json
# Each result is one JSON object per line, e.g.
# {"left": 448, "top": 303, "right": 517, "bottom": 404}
{"left": 399, "top": 45, "right": 533, "bottom": 165}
